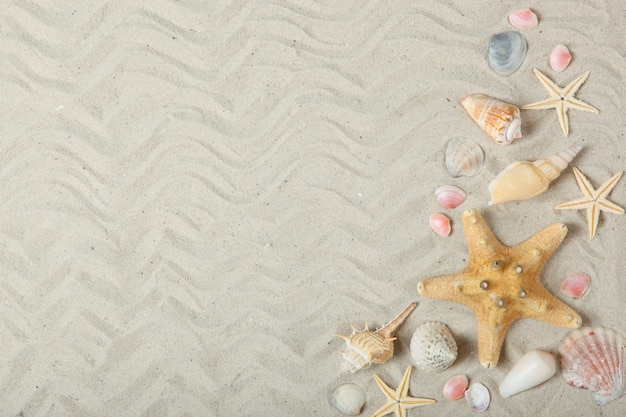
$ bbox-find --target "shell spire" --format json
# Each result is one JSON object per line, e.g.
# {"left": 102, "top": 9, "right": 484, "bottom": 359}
{"left": 376, "top": 301, "right": 417, "bottom": 338}
{"left": 488, "top": 146, "right": 582, "bottom": 205}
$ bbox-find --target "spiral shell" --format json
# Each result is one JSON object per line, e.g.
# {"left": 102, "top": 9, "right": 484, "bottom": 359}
{"left": 558, "top": 325, "right": 626, "bottom": 406}
{"left": 461, "top": 94, "right": 522, "bottom": 145}
{"left": 488, "top": 146, "right": 582, "bottom": 205}
{"left": 445, "top": 137, "right": 484, "bottom": 178}
{"left": 410, "top": 321, "right": 458, "bottom": 371}
{"left": 334, "top": 302, "right": 417, "bottom": 373}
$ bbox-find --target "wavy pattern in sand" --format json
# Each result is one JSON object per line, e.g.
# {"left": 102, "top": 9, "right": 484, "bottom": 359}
{"left": 0, "top": 1, "right": 624, "bottom": 416}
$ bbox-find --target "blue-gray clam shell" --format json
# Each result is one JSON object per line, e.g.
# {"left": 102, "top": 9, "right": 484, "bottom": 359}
{"left": 488, "top": 31, "right": 527, "bottom": 76}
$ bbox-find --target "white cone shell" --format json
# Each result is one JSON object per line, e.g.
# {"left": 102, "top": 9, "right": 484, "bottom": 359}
{"left": 499, "top": 350, "right": 556, "bottom": 398}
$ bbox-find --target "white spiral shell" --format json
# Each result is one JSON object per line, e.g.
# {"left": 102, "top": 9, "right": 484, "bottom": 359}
{"left": 410, "top": 321, "right": 458, "bottom": 371}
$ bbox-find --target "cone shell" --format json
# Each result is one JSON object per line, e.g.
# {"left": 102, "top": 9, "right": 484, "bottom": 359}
{"left": 488, "top": 146, "right": 582, "bottom": 205}
{"left": 334, "top": 302, "right": 417, "bottom": 373}
{"left": 410, "top": 321, "right": 458, "bottom": 371}
{"left": 445, "top": 137, "right": 484, "bottom": 178}
{"left": 461, "top": 94, "right": 522, "bottom": 145}
{"left": 435, "top": 185, "right": 466, "bottom": 209}
{"left": 499, "top": 350, "right": 557, "bottom": 398}
{"left": 558, "top": 325, "right": 626, "bottom": 406}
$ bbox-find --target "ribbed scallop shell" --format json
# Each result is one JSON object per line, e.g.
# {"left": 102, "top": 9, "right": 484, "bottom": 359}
{"left": 435, "top": 185, "right": 467, "bottom": 209}
{"left": 335, "top": 302, "right": 417, "bottom": 373}
{"left": 558, "top": 325, "right": 626, "bottom": 406}
{"left": 410, "top": 321, "right": 458, "bottom": 371}
{"left": 461, "top": 94, "right": 522, "bottom": 145}
{"left": 488, "top": 31, "right": 527, "bottom": 76}
{"left": 445, "top": 137, "right": 484, "bottom": 178}
{"left": 488, "top": 146, "right": 582, "bottom": 205}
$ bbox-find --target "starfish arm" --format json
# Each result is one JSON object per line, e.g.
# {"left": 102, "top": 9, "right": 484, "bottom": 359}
{"left": 370, "top": 401, "right": 395, "bottom": 417}
{"left": 572, "top": 167, "right": 596, "bottom": 199}
{"left": 475, "top": 308, "right": 512, "bottom": 368}
{"left": 597, "top": 200, "right": 625, "bottom": 214}
{"left": 566, "top": 97, "right": 599, "bottom": 113}
{"left": 402, "top": 397, "right": 437, "bottom": 407}
{"left": 397, "top": 366, "right": 412, "bottom": 398}
{"left": 555, "top": 100, "right": 570, "bottom": 136}
{"left": 563, "top": 70, "right": 591, "bottom": 97}
{"left": 417, "top": 271, "right": 482, "bottom": 310}
{"left": 521, "top": 97, "right": 561, "bottom": 110}
{"left": 374, "top": 375, "right": 398, "bottom": 400}
{"left": 587, "top": 204, "right": 601, "bottom": 239}
{"left": 514, "top": 223, "right": 568, "bottom": 272}
{"left": 597, "top": 171, "right": 624, "bottom": 198}
{"left": 555, "top": 197, "right": 593, "bottom": 210}
{"left": 463, "top": 208, "right": 506, "bottom": 259}
{"left": 532, "top": 68, "right": 562, "bottom": 98}
{"left": 519, "top": 286, "right": 582, "bottom": 328}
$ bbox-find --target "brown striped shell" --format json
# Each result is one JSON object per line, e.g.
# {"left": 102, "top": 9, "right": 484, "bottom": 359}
{"left": 334, "top": 302, "right": 417, "bottom": 373}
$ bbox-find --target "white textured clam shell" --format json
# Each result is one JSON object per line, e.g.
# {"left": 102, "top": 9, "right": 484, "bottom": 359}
{"left": 465, "top": 382, "right": 490, "bottom": 412}
{"left": 331, "top": 384, "right": 366, "bottom": 416}
{"left": 410, "top": 321, "right": 458, "bottom": 371}
{"left": 559, "top": 325, "right": 626, "bottom": 406}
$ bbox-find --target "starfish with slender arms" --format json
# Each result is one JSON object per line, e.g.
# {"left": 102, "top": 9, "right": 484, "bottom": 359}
{"left": 371, "top": 366, "right": 435, "bottom": 417}
{"left": 522, "top": 68, "right": 598, "bottom": 137}
{"left": 555, "top": 167, "right": 624, "bottom": 239}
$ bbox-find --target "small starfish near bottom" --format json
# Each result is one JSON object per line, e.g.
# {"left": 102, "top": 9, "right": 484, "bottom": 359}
{"left": 371, "top": 366, "right": 436, "bottom": 417}
{"left": 555, "top": 167, "right": 624, "bottom": 239}
{"left": 417, "top": 209, "right": 582, "bottom": 368}
{"left": 522, "top": 68, "right": 598, "bottom": 137}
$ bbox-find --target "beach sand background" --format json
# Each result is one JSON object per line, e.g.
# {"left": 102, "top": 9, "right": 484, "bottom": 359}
{"left": 0, "top": 1, "right": 625, "bottom": 416}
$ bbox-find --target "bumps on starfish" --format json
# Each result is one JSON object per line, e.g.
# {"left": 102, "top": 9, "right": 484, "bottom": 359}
{"left": 417, "top": 208, "right": 582, "bottom": 368}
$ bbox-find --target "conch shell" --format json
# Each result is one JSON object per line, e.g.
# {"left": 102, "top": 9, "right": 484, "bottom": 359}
{"left": 334, "top": 302, "right": 417, "bottom": 373}
{"left": 461, "top": 94, "right": 522, "bottom": 145}
{"left": 488, "top": 146, "right": 582, "bottom": 205}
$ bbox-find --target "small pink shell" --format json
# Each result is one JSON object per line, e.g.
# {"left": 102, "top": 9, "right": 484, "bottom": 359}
{"left": 443, "top": 374, "right": 469, "bottom": 401}
{"left": 509, "top": 8, "right": 538, "bottom": 30}
{"left": 429, "top": 213, "right": 451, "bottom": 237}
{"left": 550, "top": 45, "right": 572, "bottom": 72}
{"left": 435, "top": 185, "right": 467, "bottom": 209}
{"left": 560, "top": 273, "right": 590, "bottom": 298}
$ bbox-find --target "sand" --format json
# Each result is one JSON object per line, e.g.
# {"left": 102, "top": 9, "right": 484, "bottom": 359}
{"left": 0, "top": 1, "right": 624, "bottom": 416}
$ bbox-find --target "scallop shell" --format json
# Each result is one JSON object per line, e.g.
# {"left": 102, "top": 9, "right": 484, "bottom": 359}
{"left": 331, "top": 384, "right": 366, "bottom": 416}
{"left": 443, "top": 374, "right": 469, "bottom": 401}
{"left": 488, "top": 31, "right": 527, "bottom": 76}
{"left": 334, "top": 302, "right": 417, "bottom": 373}
{"left": 509, "top": 8, "right": 538, "bottom": 29}
{"left": 435, "top": 185, "right": 466, "bottom": 209}
{"left": 488, "top": 146, "right": 582, "bottom": 205}
{"left": 429, "top": 213, "right": 451, "bottom": 237}
{"left": 461, "top": 94, "right": 522, "bottom": 145}
{"left": 445, "top": 137, "right": 484, "bottom": 178}
{"left": 410, "top": 321, "right": 458, "bottom": 371}
{"left": 499, "top": 350, "right": 557, "bottom": 398}
{"left": 560, "top": 273, "right": 591, "bottom": 299}
{"left": 465, "top": 382, "right": 490, "bottom": 412}
{"left": 550, "top": 45, "right": 572, "bottom": 72}
{"left": 559, "top": 325, "right": 626, "bottom": 406}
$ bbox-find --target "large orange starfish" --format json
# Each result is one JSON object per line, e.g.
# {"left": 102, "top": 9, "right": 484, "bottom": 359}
{"left": 417, "top": 209, "right": 582, "bottom": 368}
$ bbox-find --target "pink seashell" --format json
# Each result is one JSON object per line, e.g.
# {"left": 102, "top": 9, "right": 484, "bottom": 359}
{"left": 509, "top": 8, "right": 538, "bottom": 30}
{"left": 559, "top": 273, "right": 590, "bottom": 298}
{"left": 550, "top": 45, "right": 572, "bottom": 72}
{"left": 435, "top": 185, "right": 467, "bottom": 209}
{"left": 429, "top": 213, "right": 451, "bottom": 237}
{"left": 444, "top": 374, "right": 469, "bottom": 401}
{"left": 559, "top": 326, "right": 626, "bottom": 406}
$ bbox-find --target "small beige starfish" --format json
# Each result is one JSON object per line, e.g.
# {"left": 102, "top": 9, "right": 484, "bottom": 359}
{"left": 371, "top": 366, "right": 436, "bottom": 417}
{"left": 522, "top": 68, "right": 598, "bottom": 137}
{"left": 555, "top": 167, "right": 624, "bottom": 239}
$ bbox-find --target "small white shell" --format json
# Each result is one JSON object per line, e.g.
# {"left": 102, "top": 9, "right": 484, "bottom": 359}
{"left": 435, "top": 185, "right": 467, "bottom": 209}
{"left": 331, "top": 384, "right": 366, "bottom": 416}
{"left": 410, "top": 321, "right": 458, "bottom": 371}
{"left": 465, "top": 382, "right": 490, "bottom": 412}
{"left": 445, "top": 137, "right": 484, "bottom": 178}
{"left": 429, "top": 213, "right": 451, "bottom": 237}
{"left": 443, "top": 374, "right": 469, "bottom": 401}
{"left": 499, "top": 350, "right": 557, "bottom": 398}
